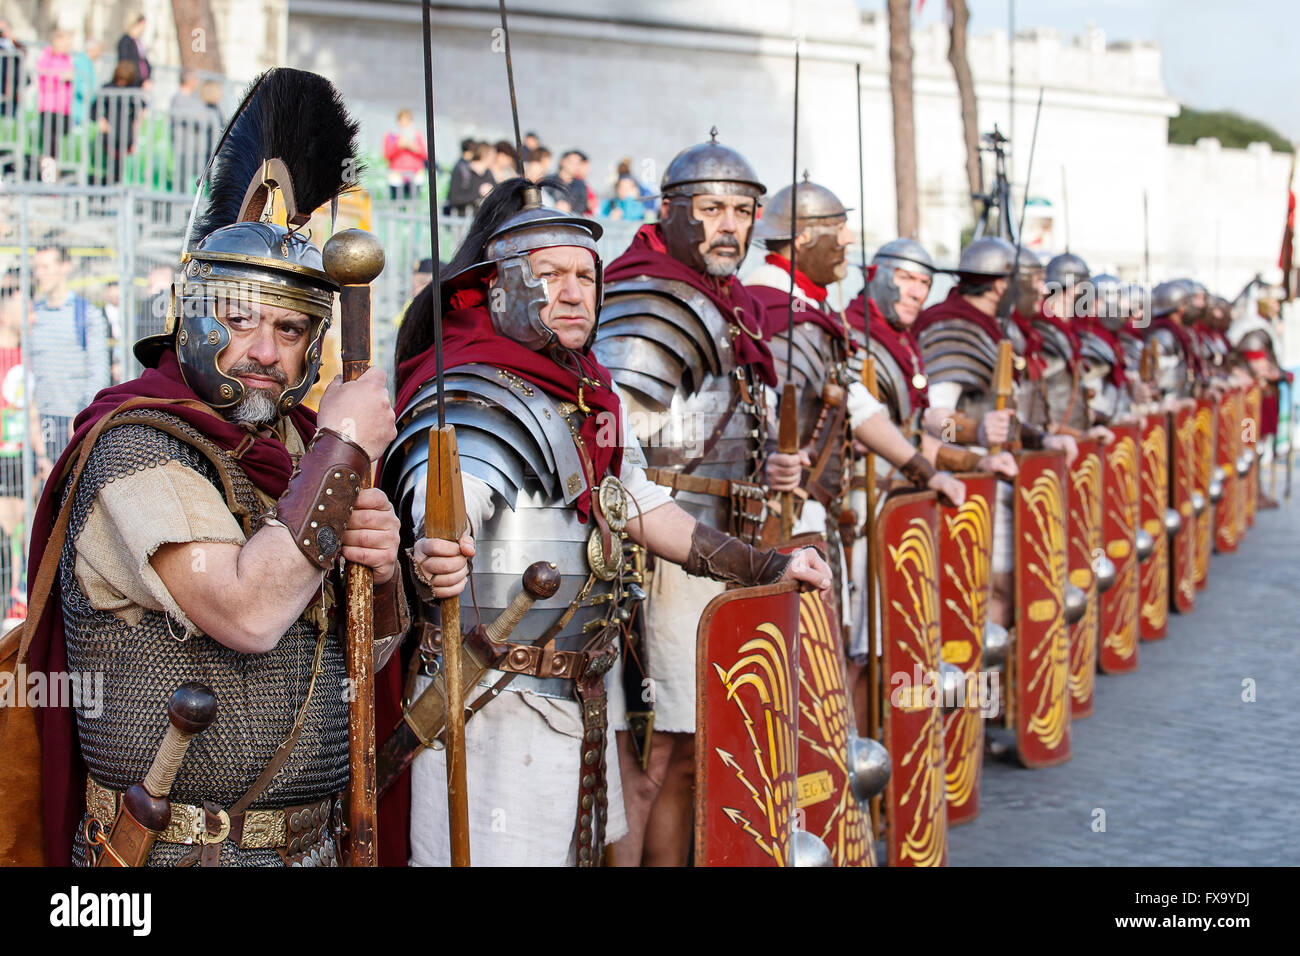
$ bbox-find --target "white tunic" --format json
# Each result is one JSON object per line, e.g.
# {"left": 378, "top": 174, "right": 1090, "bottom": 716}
{"left": 407, "top": 438, "right": 670, "bottom": 866}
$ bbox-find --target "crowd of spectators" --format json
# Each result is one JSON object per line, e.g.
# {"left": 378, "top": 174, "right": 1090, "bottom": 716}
{"left": 1, "top": 13, "right": 223, "bottom": 186}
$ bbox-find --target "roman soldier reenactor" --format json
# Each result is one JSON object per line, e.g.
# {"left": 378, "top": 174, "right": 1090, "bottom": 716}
{"left": 744, "top": 180, "right": 967, "bottom": 591}
{"left": 589, "top": 132, "right": 778, "bottom": 866}
{"left": 915, "top": 237, "right": 1078, "bottom": 631}
{"left": 12, "top": 69, "right": 409, "bottom": 866}
{"left": 383, "top": 178, "right": 831, "bottom": 867}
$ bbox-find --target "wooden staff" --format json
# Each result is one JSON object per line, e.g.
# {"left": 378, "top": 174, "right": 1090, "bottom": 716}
{"left": 861, "top": 354, "right": 882, "bottom": 837}
{"left": 427, "top": 426, "right": 470, "bottom": 866}
{"left": 323, "top": 228, "right": 386, "bottom": 867}
{"left": 990, "top": 339, "right": 1014, "bottom": 729}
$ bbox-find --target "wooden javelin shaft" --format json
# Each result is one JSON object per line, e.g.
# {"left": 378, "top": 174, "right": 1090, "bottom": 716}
{"left": 426, "top": 426, "right": 470, "bottom": 866}
{"left": 861, "top": 355, "right": 883, "bottom": 837}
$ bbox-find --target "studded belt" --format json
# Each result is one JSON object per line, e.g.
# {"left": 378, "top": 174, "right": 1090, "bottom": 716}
{"left": 495, "top": 635, "right": 618, "bottom": 682}
{"left": 85, "top": 777, "right": 340, "bottom": 862}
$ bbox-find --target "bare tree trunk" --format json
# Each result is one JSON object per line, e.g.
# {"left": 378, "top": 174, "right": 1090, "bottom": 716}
{"left": 888, "top": 0, "right": 918, "bottom": 239}
{"left": 171, "top": 0, "right": 224, "bottom": 74}
{"left": 948, "top": 0, "right": 982, "bottom": 222}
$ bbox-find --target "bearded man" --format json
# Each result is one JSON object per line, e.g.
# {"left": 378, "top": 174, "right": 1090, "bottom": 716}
{"left": 11, "top": 70, "right": 406, "bottom": 867}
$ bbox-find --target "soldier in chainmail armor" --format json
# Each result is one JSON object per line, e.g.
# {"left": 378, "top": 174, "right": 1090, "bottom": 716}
{"left": 21, "top": 70, "right": 408, "bottom": 867}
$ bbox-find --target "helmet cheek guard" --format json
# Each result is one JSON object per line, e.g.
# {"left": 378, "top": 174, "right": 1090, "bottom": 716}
{"left": 660, "top": 194, "right": 710, "bottom": 273}
{"left": 490, "top": 254, "right": 557, "bottom": 352}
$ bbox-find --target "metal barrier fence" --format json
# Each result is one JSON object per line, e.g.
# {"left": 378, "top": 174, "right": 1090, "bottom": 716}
{"left": 0, "top": 183, "right": 642, "bottom": 633}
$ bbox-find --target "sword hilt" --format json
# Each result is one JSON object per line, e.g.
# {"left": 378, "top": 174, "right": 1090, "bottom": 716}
{"left": 94, "top": 682, "right": 216, "bottom": 866}
{"left": 486, "top": 562, "right": 561, "bottom": 644}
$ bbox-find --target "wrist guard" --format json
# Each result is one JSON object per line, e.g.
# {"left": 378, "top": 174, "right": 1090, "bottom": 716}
{"left": 683, "top": 521, "right": 791, "bottom": 587}
{"left": 273, "top": 427, "right": 368, "bottom": 570}
{"left": 935, "top": 443, "right": 983, "bottom": 473}
{"left": 1019, "top": 422, "right": 1045, "bottom": 450}
{"left": 950, "top": 412, "right": 981, "bottom": 445}
{"left": 900, "top": 451, "right": 937, "bottom": 487}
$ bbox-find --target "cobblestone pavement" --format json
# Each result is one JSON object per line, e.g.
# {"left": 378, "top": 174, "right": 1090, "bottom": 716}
{"left": 946, "top": 496, "right": 1300, "bottom": 866}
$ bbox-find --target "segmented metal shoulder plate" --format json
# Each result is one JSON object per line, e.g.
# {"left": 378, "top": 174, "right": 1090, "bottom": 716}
{"left": 385, "top": 365, "right": 587, "bottom": 518}
{"left": 770, "top": 321, "right": 830, "bottom": 396}
{"left": 865, "top": 337, "right": 913, "bottom": 425}
{"left": 917, "top": 318, "right": 998, "bottom": 392}
{"left": 1032, "top": 319, "right": 1076, "bottom": 362}
{"left": 596, "top": 275, "right": 736, "bottom": 410}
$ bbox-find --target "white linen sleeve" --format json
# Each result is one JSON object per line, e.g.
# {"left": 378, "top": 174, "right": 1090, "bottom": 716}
{"left": 847, "top": 379, "right": 888, "bottom": 430}
{"left": 411, "top": 469, "right": 497, "bottom": 537}
{"left": 927, "top": 380, "right": 963, "bottom": 412}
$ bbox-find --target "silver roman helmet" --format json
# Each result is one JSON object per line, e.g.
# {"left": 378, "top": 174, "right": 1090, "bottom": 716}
{"left": 869, "top": 237, "right": 936, "bottom": 326}
{"left": 443, "top": 183, "right": 603, "bottom": 353}
{"left": 1151, "top": 280, "right": 1190, "bottom": 318}
{"left": 134, "top": 69, "right": 361, "bottom": 416}
{"left": 659, "top": 128, "right": 765, "bottom": 273}
{"left": 1091, "top": 272, "right": 1129, "bottom": 332}
{"left": 753, "top": 174, "right": 850, "bottom": 286}
{"left": 957, "top": 236, "right": 1017, "bottom": 278}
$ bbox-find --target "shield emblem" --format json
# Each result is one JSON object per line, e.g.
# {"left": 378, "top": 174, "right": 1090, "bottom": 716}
{"left": 1011, "top": 450, "right": 1071, "bottom": 768}
{"left": 1099, "top": 422, "right": 1141, "bottom": 674}
{"left": 694, "top": 581, "right": 803, "bottom": 867}
{"left": 1170, "top": 402, "right": 1197, "bottom": 614}
{"left": 1139, "top": 412, "right": 1170, "bottom": 640}
{"left": 1244, "top": 385, "right": 1262, "bottom": 528}
{"left": 1215, "top": 389, "right": 1241, "bottom": 554}
{"left": 1066, "top": 439, "right": 1104, "bottom": 718}
{"left": 877, "top": 489, "right": 948, "bottom": 866}
{"left": 938, "top": 472, "right": 995, "bottom": 826}
{"left": 1193, "top": 398, "right": 1216, "bottom": 590}
{"left": 779, "top": 533, "right": 874, "bottom": 868}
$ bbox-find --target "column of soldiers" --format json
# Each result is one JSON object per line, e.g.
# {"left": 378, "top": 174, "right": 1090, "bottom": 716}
{"left": 2, "top": 67, "right": 1288, "bottom": 868}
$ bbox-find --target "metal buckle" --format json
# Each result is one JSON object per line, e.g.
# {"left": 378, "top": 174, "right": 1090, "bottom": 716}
{"left": 197, "top": 808, "right": 231, "bottom": 845}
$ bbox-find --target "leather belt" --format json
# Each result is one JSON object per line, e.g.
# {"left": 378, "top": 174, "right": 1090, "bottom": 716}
{"left": 496, "top": 633, "right": 617, "bottom": 682}
{"left": 86, "top": 777, "right": 336, "bottom": 854}
{"left": 645, "top": 467, "right": 746, "bottom": 499}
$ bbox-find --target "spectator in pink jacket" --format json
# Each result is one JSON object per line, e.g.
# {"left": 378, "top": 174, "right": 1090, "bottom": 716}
{"left": 383, "top": 108, "right": 428, "bottom": 200}
{"left": 36, "top": 30, "right": 74, "bottom": 165}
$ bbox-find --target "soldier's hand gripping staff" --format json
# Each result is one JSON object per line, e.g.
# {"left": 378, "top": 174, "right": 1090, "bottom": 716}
{"left": 383, "top": 180, "right": 832, "bottom": 868}
{"left": 9, "top": 69, "right": 407, "bottom": 867}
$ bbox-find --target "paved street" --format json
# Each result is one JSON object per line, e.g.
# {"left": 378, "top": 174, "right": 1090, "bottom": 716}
{"left": 947, "top": 495, "right": 1300, "bottom": 866}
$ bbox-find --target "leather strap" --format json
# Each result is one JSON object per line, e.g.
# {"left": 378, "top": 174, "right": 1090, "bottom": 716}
{"left": 14, "top": 397, "right": 233, "bottom": 666}
{"left": 680, "top": 371, "right": 748, "bottom": 476}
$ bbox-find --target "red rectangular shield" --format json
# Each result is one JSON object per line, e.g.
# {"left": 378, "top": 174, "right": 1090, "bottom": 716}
{"left": 1099, "top": 422, "right": 1141, "bottom": 674}
{"left": 1139, "top": 412, "right": 1170, "bottom": 640}
{"left": 1170, "top": 403, "right": 1197, "bottom": 614}
{"left": 1011, "top": 449, "right": 1071, "bottom": 768}
{"left": 938, "top": 472, "right": 996, "bottom": 826}
{"left": 1215, "top": 390, "right": 1241, "bottom": 554}
{"left": 1193, "top": 398, "right": 1216, "bottom": 590}
{"left": 694, "top": 582, "right": 802, "bottom": 867}
{"left": 1066, "top": 438, "right": 1104, "bottom": 718}
{"left": 1244, "top": 385, "right": 1262, "bottom": 528}
{"left": 877, "top": 489, "right": 948, "bottom": 866}
{"left": 780, "top": 533, "right": 874, "bottom": 868}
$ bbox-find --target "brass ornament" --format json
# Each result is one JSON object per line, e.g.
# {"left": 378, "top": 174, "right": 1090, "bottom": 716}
{"left": 597, "top": 476, "right": 628, "bottom": 532}
{"left": 586, "top": 528, "right": 623, "bottom": 581}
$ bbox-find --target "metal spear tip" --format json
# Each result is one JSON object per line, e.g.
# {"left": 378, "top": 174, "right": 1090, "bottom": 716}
{"left": 169, "top": 681, "right": 218, "bottom": 735}
{"left": 323, "top": 228, "right": 386, "bottom": 286}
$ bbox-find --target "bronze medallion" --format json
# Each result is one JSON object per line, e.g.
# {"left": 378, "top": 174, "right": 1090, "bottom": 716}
{"left": 587, "top": 527, "right": 623, "bottom": 581}
{"left": 597, "top": 475, "right": 628, "bottom": 532}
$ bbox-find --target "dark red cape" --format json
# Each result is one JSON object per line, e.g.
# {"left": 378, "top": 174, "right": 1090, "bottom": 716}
{"left": 1010, "top": 308, "right": 1047, "bottom": 380}
{"left": 749, "top": 253, "right": 851, "bottom": 345}
{"left": 1075, "top": 316, "right": 1128, "bottom": 387}
{"left": 846, "top": 295, "right": 929, "bottom": 410}
{"left": 1034, "top": 305, "right": 1082, "bottom": 361}
{"left": 604, "top": 223, "right": 776, "bottom": 387}
{"left": 1148, "top": 316, "right": 1206, "bottom": 379}
{"left": 25, "top": 350, "right": 315, "bottom": 865}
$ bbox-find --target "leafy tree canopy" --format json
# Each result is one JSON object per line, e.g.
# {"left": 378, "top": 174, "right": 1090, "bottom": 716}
{"left": 1169, "top": 106, "right": 1293, "bottom": 153}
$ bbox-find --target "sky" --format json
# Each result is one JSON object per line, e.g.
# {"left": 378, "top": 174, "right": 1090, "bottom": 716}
{"left": 910, "top": 0, "right": 1300, "bottom": 141}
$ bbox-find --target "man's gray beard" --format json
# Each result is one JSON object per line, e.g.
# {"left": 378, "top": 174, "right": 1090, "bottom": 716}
{"left": 227, "top": 386, "right": 280, "bottom": 424}
{"left": 702, "top": 251, "right": 741, "bottom": 277}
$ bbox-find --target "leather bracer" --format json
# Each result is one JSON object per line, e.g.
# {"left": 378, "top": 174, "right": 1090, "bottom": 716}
{"left": 1019, "top": 422, "right": 1045, "bottom": 450}
{"left": 949, "top": 411, "right": 981, "bottom": 445}
{"left": 274, "top": 427, "right": 369, "bottom": 570}
{"left": 900, "top": 451, "right": 937, "bottom": 487}
{"left": 935, "top": 443, "right": 983, "bottom": 474}
{"left": 683, "top": 521, "right": 791, "bottom": 587}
